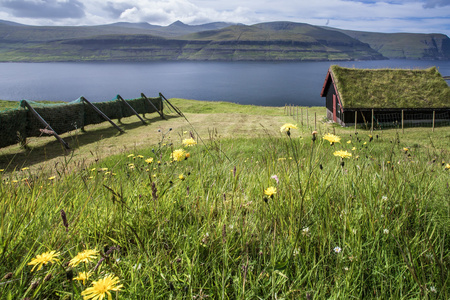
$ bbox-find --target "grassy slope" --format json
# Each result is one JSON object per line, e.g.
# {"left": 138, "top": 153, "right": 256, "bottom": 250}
{"left": 1, "top": 99, "right": 449, "bottom": 299}
{"left": 0, "top": 98, "right": 448, "bottom": 172}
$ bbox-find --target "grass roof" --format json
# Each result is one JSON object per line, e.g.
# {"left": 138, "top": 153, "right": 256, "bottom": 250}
{"left": 330, "top": 65, "right": 450, "bottom": 109}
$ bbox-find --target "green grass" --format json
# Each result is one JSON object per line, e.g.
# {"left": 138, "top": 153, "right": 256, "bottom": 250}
{"left": 0, "top": 99, "right": 449, "bottom": 299}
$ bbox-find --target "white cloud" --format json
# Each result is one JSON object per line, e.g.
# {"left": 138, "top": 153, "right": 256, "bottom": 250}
{"left": 0, "top": 0, "right": 449, "bottom": 36}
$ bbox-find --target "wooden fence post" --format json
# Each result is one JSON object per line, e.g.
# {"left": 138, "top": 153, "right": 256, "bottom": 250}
{"left": 301, "top": 108, "right": 303, "bottom": 126}
{"left": 143, "top": 93, "right": 166, "bottom": 120}
{"left": 371, "top": 109, "right": 374, "bottom": 133}
{"left": 81, "top": 97, "right": 124, "bottom": 133}
{"left": 432, "top": 110, "right": 435, "bottom": 132}
{"left": 306, "top": 108, "right": 309, "bottom": 129}
{"left": 314, "top": 112, "right": 317, "bottom": 130}
{"left": 354, "top": 111, "right": 357, "bottom": 133}
{"left": 401, "top": 110, "right": 404, "bottom": 134}
{"left": 117, "top": 95, "right": 146, "bottom": 125}
{"left": 20, "top": 100, "right": 70, "bottom": 150}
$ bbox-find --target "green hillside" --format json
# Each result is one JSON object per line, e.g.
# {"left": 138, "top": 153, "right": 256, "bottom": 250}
{"left": 327, "top": 28, "right": 450, "bottom": 60}
{"left": 1, "top": 20, "right": 449, "bottom": 61}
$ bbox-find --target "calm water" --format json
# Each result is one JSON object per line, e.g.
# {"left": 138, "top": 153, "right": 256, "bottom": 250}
{"left": 1, "top": 60, "right": 449, "bottom": 107}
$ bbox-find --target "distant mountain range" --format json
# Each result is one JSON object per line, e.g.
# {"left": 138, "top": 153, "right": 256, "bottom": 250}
{"left": 0, "top": 20, "right": 449, "bottom": 62}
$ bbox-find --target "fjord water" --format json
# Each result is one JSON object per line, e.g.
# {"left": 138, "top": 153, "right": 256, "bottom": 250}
{"left": 1, "top": 60, "right": 449, "bottom": 107}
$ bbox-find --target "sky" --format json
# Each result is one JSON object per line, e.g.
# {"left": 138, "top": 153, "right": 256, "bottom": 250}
{"left": 0, "top": 0, "right": 450, "bottom": 36}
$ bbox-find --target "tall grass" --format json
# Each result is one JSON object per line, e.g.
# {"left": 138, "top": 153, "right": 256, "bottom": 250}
{"left": 0, "top": 122, "right": 449, "bottom": 299}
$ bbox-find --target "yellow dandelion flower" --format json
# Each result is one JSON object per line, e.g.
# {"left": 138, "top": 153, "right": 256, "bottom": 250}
{"left": 127, "top": 154, "right": 135, "bottom": 158}
{"left": 69, "top": 249, "right": 99, "bottom": 267}
{"left": 182, "top": 138, "right": 197, "bottom": 147}
{"left": 21, "top": 167, "right": 29, "bottom": 171}
{"left": 352, "top": 147, "right": 356, "bottom": 151}
{"left": 81, "top": 274, "right": 123, "bottom": 300}
{"left": 347, "top": 140, "right": 352, "bottom": 144}
{"left": 264, "top": 186, "right": 277, "bottom": 198}
{"left": 363, "top": 142, "right": 367, "bottom": 145}
{"left": 145, "top": 158, "right": 154, "bottom": 164}
{"left": 280, "top": 123, "right": 298, "bottom": 133}
{"left": 90, "top": 168, "right": 96, "bottom": 172}
{"left": 278, "top": 157, "right": 286, "bottom": 161}
{"left": 74, "top": 271, "right": 90, "bottom": 285}
{"left": 179, "top": 174, "right": 185, "bottom": 181}
{"left": 323, "top": 133, "right": 341, "bottom": 145}
{"left": 171, "top": 149, "right": 186, "bottom": 162}
{"left": 137, "top": 155, "right": 144, "bottom": 159}
{"left": 445, "top": 163, "right": 450, "bottom": 170}
{"left": 99, "top": 168, "right": 108, "bottom": 172}
{"left": 333, "top": 150, "right": 352, "bottom": 159}
{"left": 403, "top": 147, "right": 409, "bottom": 152}
{"left": 28, "top": 250, "right": 60, "bottom": 272}
{"left": 11, "top": 180, "right": 18, "bottom": 183}
{"left": 0, "top": 169, "right": 4, "bottom": 172}
{"left": 48, "top": 176, "right": 56, "bottom": 180}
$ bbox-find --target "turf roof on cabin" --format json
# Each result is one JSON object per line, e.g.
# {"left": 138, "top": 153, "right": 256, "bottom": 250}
{"left": 329, "top": 65, "right": 450, "bottom": 109}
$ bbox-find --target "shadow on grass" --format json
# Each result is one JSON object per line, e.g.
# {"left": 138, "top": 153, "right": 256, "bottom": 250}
{"left": 0, "top": 114, "right": 179, "bottom": 171}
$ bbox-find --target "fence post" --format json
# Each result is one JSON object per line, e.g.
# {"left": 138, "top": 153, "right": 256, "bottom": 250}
{"left": 354, "top": 111, "right": 357, "bottom": 133}
{"left": 117, "top": 95, "right": 146, "bottom": 125}
{"left": 301, "top": 108, "right": 303, "bottom": 126}
{"left": 371, "top": 109, "right": 374, "bottom": 133}
{"left": 82, "top": 97, "right": 125, "bottom": 134}
{"left": 401, "top": 110, "right": 404, "bottom": 134}
{"left": 296, "top": 106, "right": 299, "bottom": 123}
{"left": 306, "top": 108, "right": 309, "bottom": 129}
{"left": 314, "top": 112, "right": 317, "bottom": 130}
{"left": 20, "top": 100, "right": 70, "bottom": 150}
{"left": 432, "top": 110, "right": 435, "bottom": 132}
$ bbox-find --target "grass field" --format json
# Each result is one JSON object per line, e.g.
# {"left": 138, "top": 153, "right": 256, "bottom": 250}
{"left": 0, "top": 99, "right": 449, "bottom": 299}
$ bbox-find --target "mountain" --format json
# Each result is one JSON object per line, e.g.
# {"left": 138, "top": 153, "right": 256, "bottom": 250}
{"left": 0, "top": 20, "right": 448, "bottom": 62}
{"left": 325, "top": 27, "right": 450, "bottom": 60}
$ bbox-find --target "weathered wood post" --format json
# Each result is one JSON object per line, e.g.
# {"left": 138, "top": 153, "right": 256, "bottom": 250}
{"left": 296, "top": 106, "right": 299, "bottom": 123}
{"left": 117, "top": 95, "right": 146, "bottom": 125}
{"left": 20, "top": 100, "right": 70, "bottom": 150}
{"left": 371, "top": 109, "right": 374, "bottom": 133}
{"left": 306, "top": 108, "right": 309, "bottom": 129}
{"left": 354, "top": 111, "right": 357, "bottom": 133}
{"left": 142, "top": 93, "right": 166, "bottom": 120}
{"left": 301, "top": 108, "right": 303, "bottom": 126}
{"left": 432, "top": 110, "right": 435, "bottom": 132}
{"left": 81, "top": 97, "right": 124, "bottom": 133}
{"left": 314, "top": 112, "right": 317, "bottom": 130}
{"left": 401, "top": 110, "right": 404, "bottom": 134}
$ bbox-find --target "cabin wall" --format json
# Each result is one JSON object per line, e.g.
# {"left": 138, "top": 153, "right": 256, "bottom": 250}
{"left": 324, "top": 84, "right": 345, "bottom": 125}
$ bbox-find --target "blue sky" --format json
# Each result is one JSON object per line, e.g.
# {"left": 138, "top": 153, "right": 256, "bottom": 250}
{"left": 0, "top": 0, "right": 449, "bottom": 36}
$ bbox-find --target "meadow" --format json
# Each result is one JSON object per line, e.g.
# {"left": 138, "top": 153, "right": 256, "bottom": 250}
{"left": 0, "top": 99, "right": 449, "bottom": 299}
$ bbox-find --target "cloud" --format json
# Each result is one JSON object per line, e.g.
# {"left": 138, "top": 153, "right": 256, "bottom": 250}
{"left": 103, "top": 1, "right": 134, "bottom": 18}
{"left": 0, "top": 0, "right": 85, "bottom": 19}
{"left": 423, "top": 0, "right": 450, "bottom": 8}
{"left": 105, "top": 0, "right": 255, "bottom": 25}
